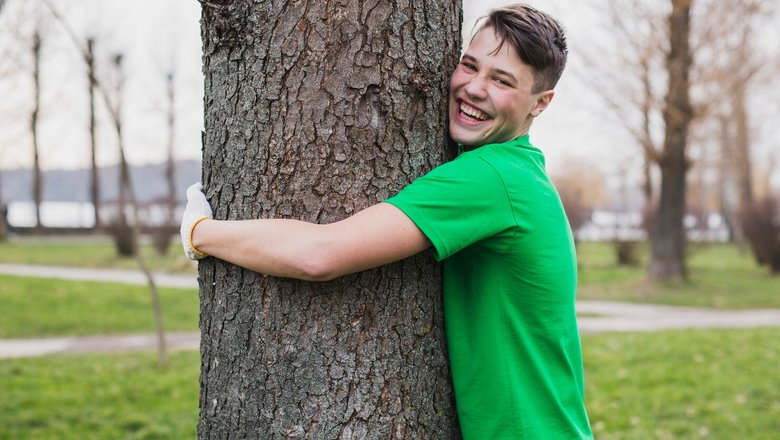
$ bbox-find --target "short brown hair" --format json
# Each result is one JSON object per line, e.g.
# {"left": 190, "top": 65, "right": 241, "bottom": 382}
{"left": 477, "top": 4, "right": 568, "bottom": 93}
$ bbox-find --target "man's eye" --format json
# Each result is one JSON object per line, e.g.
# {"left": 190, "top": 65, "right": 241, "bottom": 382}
{"left": 462, "top": 62, "right": 477, "bottom": 71}
{"left": 495, "top": 78, "right": 510, "bottom": 86}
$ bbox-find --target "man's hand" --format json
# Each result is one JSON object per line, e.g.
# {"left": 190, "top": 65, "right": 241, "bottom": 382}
{"left": 180, "top": 182, "right": 212, "bottom": 260}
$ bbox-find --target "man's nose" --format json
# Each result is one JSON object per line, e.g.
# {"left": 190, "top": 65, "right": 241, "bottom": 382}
{"left": 464, "top": 75, "right": 489, "bottom": 99}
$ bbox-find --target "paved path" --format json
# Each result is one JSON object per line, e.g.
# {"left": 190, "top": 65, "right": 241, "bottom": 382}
{"left": 577, "top": 301, "right": 780, "bottom": 333}
{"left": 0, "top": 263, "right": 198, "bottom": 289}
{"left": 2, "top": 264, "right": 780, "bottom": 359}
{"left": 0, "top": 332, "right": 200, "bottom": 359}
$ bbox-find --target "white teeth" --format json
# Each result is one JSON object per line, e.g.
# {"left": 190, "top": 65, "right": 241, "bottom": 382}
{"left": 459, "top": 102, "right": 488, "bottom": 121}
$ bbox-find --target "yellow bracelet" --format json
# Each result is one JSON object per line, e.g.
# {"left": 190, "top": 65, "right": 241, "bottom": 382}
{"left": 188, "top": 216, "right": 212, "bottom": 258}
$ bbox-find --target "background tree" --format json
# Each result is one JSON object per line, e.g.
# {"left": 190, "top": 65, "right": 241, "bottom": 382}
{"left": 0, "top": 168, "right": 7, "bottom": 241}
{"left": 41, "top": 0, "right": 170, "bottom": 366}
{"left": 693, "top": 0, "right": 777, "bottom": 263}
{"left": 648, "top": 0, "right": 694, "bottom": 280}
{"left": 106, "top": 51, "right": 168, "bottom": 366}
{"left": 162, "top": 70, "right": 177, "bottom": 253}
{"left": 574, "top": 0, "right": 670, "bottom": 268}
{"left": 30, "top": 25, "right": 43, "bottom": 230}
{"left": 86, "top": 37, "right": 101, "bottom": 230}
{"left": 580, "top": 0, "right": 778, "bottom": 280}
{"left": 580, "top": 0, "right": 695, "bottom": 280}
{"left": 199, "top": 0, "right": 461, "bottom": 437}
{"left": 578, "top": 0, "right": 667, "bottom": 219}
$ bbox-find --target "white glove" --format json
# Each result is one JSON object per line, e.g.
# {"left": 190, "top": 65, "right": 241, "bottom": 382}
{"left": 180, "top": 182, "right": 213, "bottom": 260}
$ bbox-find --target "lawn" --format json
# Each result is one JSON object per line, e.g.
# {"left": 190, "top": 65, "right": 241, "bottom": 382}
{"left": 583, "top": 327, "right": 780, "bottom": 439}
{"left": 2, "top": 238, "right": 776, "bottom": 309}
{"left": 1, "top": 328, "right": 778, "bottom": 439}
{"left": 0, "top": 351, "right": 199, "bottom": 440}
{"left": 576, "top": 241, "right": 780, "bottom": 309}
{"left": 0, "top": 236, "right": 195, "bottom": 274}
{"left": 0, "top": 239, "right": 778, "bottom": 438}
{"left": 0, "top": 274, "right": 198, "bottom": 338}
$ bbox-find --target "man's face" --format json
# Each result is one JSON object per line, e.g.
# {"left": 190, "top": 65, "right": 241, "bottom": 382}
{"left": 448, "top": 27, "right": 554, "bottom": 147}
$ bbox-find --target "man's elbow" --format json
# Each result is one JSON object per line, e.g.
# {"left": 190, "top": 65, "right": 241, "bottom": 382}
{"left": 297, "top": 253, "right": 340, "bottom": 282}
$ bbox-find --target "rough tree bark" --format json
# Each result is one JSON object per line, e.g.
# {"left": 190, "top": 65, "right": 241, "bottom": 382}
{"left": 649, "top": 0, "right": 694, "bottom": 281}
{"left": 199, "top": 1, "right": 461, "bottom": 438}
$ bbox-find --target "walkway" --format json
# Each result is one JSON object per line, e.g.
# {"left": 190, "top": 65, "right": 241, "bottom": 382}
{"left": 0, "top": 332, "right": 200, "bottom": 359}
{"left": 2, "top": 264, "right": 780, "bottom": 359}
{"left": 577, "top": 301, "right": 780, "bottom": 333}
{"left": 0, "top": 263, "right": 198, "bottom": 289}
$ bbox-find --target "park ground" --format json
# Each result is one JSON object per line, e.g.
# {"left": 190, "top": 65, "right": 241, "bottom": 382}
{"left": 0, "top": 238, "right": 779, "bottom": 439}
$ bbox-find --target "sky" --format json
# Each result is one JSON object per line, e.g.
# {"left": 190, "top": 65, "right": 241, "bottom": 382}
{"left": 0, "top": 0, "right": 777, "bottom": 191}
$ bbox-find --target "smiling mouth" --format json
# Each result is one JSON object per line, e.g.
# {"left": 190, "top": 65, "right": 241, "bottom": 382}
{"left": 458, "top": 100, "right": 491, "bottom": 122}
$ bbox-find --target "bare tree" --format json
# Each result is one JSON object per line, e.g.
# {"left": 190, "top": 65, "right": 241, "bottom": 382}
{"left": 42, "top": 0, "right": 169, "bottom": 367}
{"left": 0, "top": 168, "right": 7, "bottom": 241}
{"left": 577, "top": 0, "right": 696, "bottom": 277}
{"left": 648, "top": 0, "right": 695, "bottom": 281}
{"left": 107, "top": 53, "right": 134, "bottom": 256}
{"left": 30, "top": 26, "right": 43, "bottom": 230}
{"left": 198, "top": 0, "right": 461, "bottom": 437}
{"left": 696, "top": 0, "right": 771, "bottom": 236}
{"left": 153, "top": 69, "right": 177, "bottom": 255}
{"left": 577, "top": 0, "right": 668, "bottom": 220}
{"left": 106, "top": 52, "right": 168, "bottom": 367}
{"left": 166, "top": 71, "right": 176, "bottom": 226}
{"left": 86, "top": 37, "right": 101, "bottom": 230}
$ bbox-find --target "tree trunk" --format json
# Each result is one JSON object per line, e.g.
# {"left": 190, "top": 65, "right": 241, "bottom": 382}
{"left": 87, "top": 38, "right": 101, "bottom": 230}
{"left": 199, "top": 1, "right": 461, "bottom": 438}
{"left": 733, "top": 85, "right": 753, "bottom": 208}
{"left": 166, "top": 71, "right": 176, "bottom": 229}
{"left": 0, "top": 169, "right": 7, "bottom": 241}
{"left": 649, "top": 0, "right": 694, "bottom": 281}
{"left": 717, "top": 114, "right": 737, "bottom": 242}
{"left": 31, "top": 29, "right": 43, "bottom": 231}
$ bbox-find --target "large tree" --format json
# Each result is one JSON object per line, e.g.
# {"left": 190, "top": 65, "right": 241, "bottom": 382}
{"left": 198, "top": 1, "right": 462, "bottom": 438}
{"left": 648, "top": 0, "right": 694, "bottom": 280}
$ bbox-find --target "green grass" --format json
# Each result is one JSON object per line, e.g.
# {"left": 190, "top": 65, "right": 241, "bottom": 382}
{"left": 576, "top": 241, "right": 780, "bottom": 309}
{"left": 2, "top": 237, "right": 775, "bottom": 309}
{"left": 0, "top": 274, "right": 198, "bottom": 338}
{"left": 583, "top": 327, "right": 780, "bottom": 439}
{"left": 2, "top": 328, "right": 778, "bottom": 439}
{"left": 0, "top": 351, "right": 199, "bottom": 440}
{"left": 0, "top": 236, "right": 196, "bottom": 274}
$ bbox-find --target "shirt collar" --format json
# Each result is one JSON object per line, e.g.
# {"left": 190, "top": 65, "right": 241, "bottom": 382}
{"left": 457, "top": 134, "right": 535, "bottom": 156}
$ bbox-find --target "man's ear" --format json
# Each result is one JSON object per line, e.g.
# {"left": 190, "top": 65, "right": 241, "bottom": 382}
{"left": 531, "top": 90, "right": 554, "bottom": 117}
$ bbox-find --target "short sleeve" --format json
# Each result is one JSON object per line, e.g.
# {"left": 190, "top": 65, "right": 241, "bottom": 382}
{"left": 385, "top": 154, "right": 515, "bottom": 261}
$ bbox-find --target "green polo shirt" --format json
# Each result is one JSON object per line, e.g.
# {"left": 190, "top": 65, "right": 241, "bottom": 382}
{"left": 386, "top": 135, "right": 592, "bottom": 439}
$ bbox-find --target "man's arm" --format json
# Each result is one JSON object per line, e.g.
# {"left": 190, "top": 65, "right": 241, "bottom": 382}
{"left": 190, "top": 199, "right": 430, "bottom": 282}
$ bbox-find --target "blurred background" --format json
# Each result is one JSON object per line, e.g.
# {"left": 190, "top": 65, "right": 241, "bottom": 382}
{"left": 1, "top": 0, "right": 779, "bottom": 439}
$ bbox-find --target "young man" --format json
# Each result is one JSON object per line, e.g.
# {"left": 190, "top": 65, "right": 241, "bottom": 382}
{"left": 182, "top": 4, "right": 593, "bottom": 438}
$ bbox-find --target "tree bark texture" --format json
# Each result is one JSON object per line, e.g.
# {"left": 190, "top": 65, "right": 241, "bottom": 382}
{"left": 649, "top": 0, "right": 693, "bottom": 281}
{"left": 199, "top": 1, "right": 461, "bottom": 438}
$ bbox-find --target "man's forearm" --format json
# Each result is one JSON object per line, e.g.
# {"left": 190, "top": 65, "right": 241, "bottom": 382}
{"left": 192, "top": 218, "right": 333, "bottom": 281}
{"left": 190, "top": 203, "right": 431, "bottom": 282}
